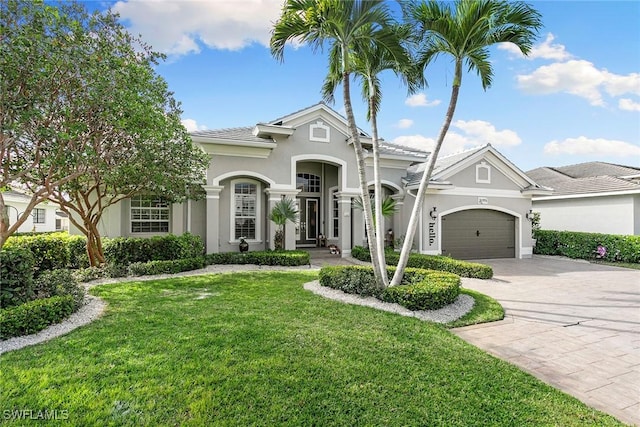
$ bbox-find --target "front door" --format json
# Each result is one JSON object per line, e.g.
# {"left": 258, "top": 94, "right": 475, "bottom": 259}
{"left": 296, "top": 197, "right": 319, "bottom": 246}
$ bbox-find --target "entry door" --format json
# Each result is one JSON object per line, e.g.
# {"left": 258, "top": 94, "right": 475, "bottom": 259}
{"left": 297, "top": 197, "right": 319, "bottom": 246}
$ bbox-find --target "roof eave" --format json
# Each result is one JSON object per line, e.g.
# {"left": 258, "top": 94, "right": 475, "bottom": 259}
{"left": 253, "top": 124, "right": 295, "bottom": 138}
{"left": 192, "top": 135, "right": 277, "bottom": 149}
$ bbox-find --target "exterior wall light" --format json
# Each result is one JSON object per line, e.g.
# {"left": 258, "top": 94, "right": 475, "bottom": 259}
{"left": 429, "top": 207, "right": 437, "bottom": 220}
{"left": 525, "top": 209, "right": 533, "bottom": 220}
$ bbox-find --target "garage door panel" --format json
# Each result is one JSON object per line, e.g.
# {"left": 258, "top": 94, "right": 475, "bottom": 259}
{"left": 442, "top": 210, "right": 515, "bottom": 259}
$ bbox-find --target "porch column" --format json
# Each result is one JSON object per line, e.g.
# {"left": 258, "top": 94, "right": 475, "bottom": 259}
{"left": 203, "top": 185, "right": 223, "bottom": 254}
{"left": 337, "top": 191, "right": 358, "bottom": 257}
{"left": 391, "top": 194, "right": 405, "bottom": 249}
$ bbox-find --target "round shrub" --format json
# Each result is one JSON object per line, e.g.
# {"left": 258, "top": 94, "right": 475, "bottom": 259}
{"left": 34, "top": 269, "right": 85, "bottom": 308}
{"left": 319, "top": 265, "right": 461, "bottom": 311}
{"left": 0, "top": 295, "right": 76, "bottom": 339}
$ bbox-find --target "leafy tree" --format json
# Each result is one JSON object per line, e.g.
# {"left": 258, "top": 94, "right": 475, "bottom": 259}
{"left": 271, "top": 0, "right": 406, "bottom": 288}
{"left": 0, "top": 0, "right": 208, "bottom": 264}
{"left": 389, "top": 0, "right": 542, "bottom": 286}
{"left": 269, "top": 198, "right": 299, "bottom": 250}
{"left": 0, "top": 0, "right": 95, "bottom": 246}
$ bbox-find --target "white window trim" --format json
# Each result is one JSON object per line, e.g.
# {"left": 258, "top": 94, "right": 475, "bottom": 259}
{"left": 229, "top": 178, "right": 262, "bottom": 243}
{"left": 130, "top": 195, "right": 170, "bottom": 234}
{"left": 328, "top": 186, "right": 339, "bottom": 239}
{"left": 309, "top": 120, "right": 330, "bottom": 143}
{"left": 476, "top": 161, "right": 491, "bottom": 184}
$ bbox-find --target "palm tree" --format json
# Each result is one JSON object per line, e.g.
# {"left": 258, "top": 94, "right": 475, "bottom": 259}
{"left": 390, "top": 0, "right": 542, "bottom": 286}
{"left": 271, "top": 0, "right": 404, "bottom": 288}
{"left": 269, "top": 198, "right": 299, "bottom": 250}
{"left": 321, "top": 23, "right": 421, "bottom": 285}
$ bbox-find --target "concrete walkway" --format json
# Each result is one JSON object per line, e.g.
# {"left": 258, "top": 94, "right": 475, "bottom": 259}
{"left": 454, "top": 256, "right": 640, "bottom": 426}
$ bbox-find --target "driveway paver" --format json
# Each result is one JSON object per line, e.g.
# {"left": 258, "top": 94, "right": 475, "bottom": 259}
{"left": 454, "top": 256, "right": 640, "bottom": 426}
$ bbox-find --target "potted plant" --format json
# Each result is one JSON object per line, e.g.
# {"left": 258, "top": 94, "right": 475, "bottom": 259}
{"left": 239, "top": 237, "right": 249, "bottom": 253}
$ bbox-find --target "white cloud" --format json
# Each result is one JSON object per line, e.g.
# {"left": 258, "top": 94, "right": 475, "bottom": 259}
{"left": 112, "top": 0, "right": 285, "bottom": 55}
{"left": 405, "top": 93, "right": 441, "bottom": 107}
{"left": 499, "top": 33, "right": 572, "bottom": 61}
{"left": 452, "top": 120, "right": 521, "bottom": 147}
{"left": 516, "top": 60, "right": 640, "bottom": 107}
{"left": 619, "top": 98, "right": 640, "bottom": 112}
{"left": 181, "top": 118, "right": 206, "bottom": 132}
{"left": 544, "top": 136, "right": 640, "bottom": 157}
{"left": 392, "top": 121, "right": 520, "bottom": 156}
{"left": 396, "top": 119, "right": 414, "bottom": 129}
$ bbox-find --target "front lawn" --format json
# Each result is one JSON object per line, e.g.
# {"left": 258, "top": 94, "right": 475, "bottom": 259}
{"left": 0, "top": 272, "right": 622, "bottom": 426}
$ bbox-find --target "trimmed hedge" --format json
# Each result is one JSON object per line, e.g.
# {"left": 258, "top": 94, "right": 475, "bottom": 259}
{"left": 4, "top": 232, "right": 70, "bottom": 275}
{"left": 103, "top": 233, "right": 205, "bottom": 265}
{"left": 534, "top": 230, "right": 640, "bottom": 263}
{"left": 351, "top": 246, "right": 493, "bottom": 279}
{"left": 319, "top": 265, "right": 461, "bottom": 311}
{"left": 0, "top": 247, "right": 35, "bottom": 308}
{"left": 205, "top": 250, "right": 310, "bottom": 267}
{"left": 128, "top": 257, "right": 206, "bottom": 276}
{"left": 0, "top": 295, "right": 76, "bottom": 339}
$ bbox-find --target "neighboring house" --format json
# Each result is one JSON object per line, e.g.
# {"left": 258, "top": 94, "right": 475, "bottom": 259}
{"left": 527, "top": 162, "right": 640, "bottom": 236}
{"left": 2, "top": 190, "right": 59, "bottom": 233}
{"left": 83, "top": 103, "right": 548, "bottom": 259}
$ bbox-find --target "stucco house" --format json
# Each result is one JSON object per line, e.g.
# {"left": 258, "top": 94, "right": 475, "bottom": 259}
{"left": 527, "top": 162, "right": 640, "bottom": 236}
{"left": 2, "top": 190, "right": 59, "bottom": 233}
{"left": 84, "top": 103, "right": 549, "bottom": 259}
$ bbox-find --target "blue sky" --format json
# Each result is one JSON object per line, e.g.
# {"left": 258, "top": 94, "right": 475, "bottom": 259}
{"left": 95, "top": 0, "right": 639, "bottom": 172}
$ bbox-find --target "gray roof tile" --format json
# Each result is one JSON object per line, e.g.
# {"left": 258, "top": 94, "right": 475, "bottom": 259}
{"left": 526, "top": 162, "right": 640, "bottom": 196}
{"left": 190, "top": 126, "right": 271, "bottom": 143}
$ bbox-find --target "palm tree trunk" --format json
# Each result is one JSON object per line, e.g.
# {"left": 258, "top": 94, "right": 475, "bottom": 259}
{"left": 390, "top": 60, "right": 463, "bottom": 287}
{"left": 342, "top": 71, "right": 386, "bottom": 288}
{"left": 369, "top": 90, "right": 388, "bottom": 285}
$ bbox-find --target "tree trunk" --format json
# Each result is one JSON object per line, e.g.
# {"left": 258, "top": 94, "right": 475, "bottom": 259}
{"left": 390, "top": 60, "right": 463, "bottom": 287}
{"left": 86, "top": 221, "right": 106, "bottom": 266}
{"left": 369, "top": 89, "right": 388, "bottom": 285}
{"left": 342, "top": 70, "right": 386, "bottom": 288}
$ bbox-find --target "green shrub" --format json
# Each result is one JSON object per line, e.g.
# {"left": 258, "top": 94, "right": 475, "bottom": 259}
{"left": 381, "top": 272, "right": 461, "bottom": 311}
{"left": 351, "top": 246, "right": 493, "bottom": 279}
{"left": 319, "top": 265, "right": 461, "bottom": 311}
{"left": 33, "top": 269, "right": 84, "bottom": 307}
{"left": 67, "top": 235, "right": 89, "bottom": 269}
{"left": 103, "top": 233, "right": 205, "bottom": 265}
{"left": 128, "top": 257, "right": 206, "bottom": 276}
{"left": 0, "top": 295, "right": 76, "bottom": 339}
{"left": 205, "top": 250, "right": 310, "bottom": 267}
{"left": 5, "top": 232, "right": 69, "bottom": 275}
{"left": 0, "top": 247, "right": 35, "bottom": 308}
{"left": 319, "top": 265, "right": 382, "bottom": 297}
{"left": 534, "top": 230, "right": 640, "bottom": 263}
{"left": 73, "top": 266, "right": 107, "bottom": 283}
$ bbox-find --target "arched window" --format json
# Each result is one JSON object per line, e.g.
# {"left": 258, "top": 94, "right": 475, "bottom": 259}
{"left": 231, "top": 179, "right": 261, "bottom": 240}
{"left": 296, "top": 173, "right": 321, "bottom": 193}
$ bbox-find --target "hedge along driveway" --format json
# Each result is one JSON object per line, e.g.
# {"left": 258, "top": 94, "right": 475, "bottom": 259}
{"left": 0, "top": 271, "right": 623, "bottom": 426}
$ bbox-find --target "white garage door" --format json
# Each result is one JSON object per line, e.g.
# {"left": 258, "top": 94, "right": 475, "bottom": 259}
{"left": 441, "top": 209, "right": 515, "bottom": 259}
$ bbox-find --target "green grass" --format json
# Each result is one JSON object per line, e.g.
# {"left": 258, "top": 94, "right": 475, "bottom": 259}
{"left": 0, "top": 272, "right": 623, "bottom": 426}
{"left": 446, "top": 288, "right": 505, "bottom": 328}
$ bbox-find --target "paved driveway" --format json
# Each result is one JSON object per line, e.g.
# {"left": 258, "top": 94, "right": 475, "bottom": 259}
{"left": 453, "top": 256, "right": 640, "bottom": 426}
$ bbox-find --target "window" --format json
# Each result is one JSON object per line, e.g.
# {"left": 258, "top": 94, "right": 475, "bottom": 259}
{"left": 296, "top": 173, "right": 321, "bottom": 193}
{"left": 32, "top": 208, "right": 45, "bottom": 224}
{"left": 331, "top": 188, "right": 339, "bottom": 238}
{"left": 233, "top": 181, "right": 258, "bottom": 240}
{"left": 131, "top": 195, "right": 169, "bottom": 233}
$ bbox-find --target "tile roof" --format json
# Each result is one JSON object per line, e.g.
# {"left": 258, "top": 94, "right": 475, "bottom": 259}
{"left": 526, "top": 162, "right": 640, "bottom": 196}
{"left": 404, "top": 145, "right": 487, "bottom": 184}
{"left": 378, "top": 141, "right": 429, "bottom": 159}
{"left": 190, "top": 126, "right": 271, "bottom": 143}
